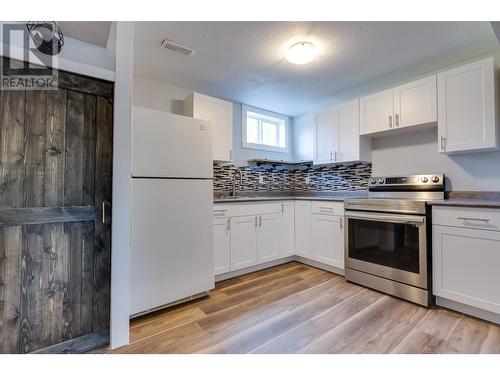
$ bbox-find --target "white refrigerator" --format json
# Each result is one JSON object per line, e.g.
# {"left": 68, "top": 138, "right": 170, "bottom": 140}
{"left": 130, "top": 106, "right": 214, "bottom": 316}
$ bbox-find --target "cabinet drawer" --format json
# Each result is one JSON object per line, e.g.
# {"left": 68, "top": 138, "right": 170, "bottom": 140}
{"left": 214, "top": 202, "right": 283, "bottom": 218}
{"left": 433, "top": 206, "right": 500, "bottom": 231}
{"left": 213, "top": 204, "right": 231, "bottom": 218}
{"left": 311, "top": 201, "right": 344, "bottom": 216}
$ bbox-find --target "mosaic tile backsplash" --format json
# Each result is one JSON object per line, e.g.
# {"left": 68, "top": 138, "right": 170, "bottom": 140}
{"left": 213, "top": 162, "right": 372, "bottom": 193}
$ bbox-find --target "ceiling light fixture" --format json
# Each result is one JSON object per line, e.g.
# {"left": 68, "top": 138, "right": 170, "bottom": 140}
{"left": 284, "top": 41, "right": 319, "bottom": 65}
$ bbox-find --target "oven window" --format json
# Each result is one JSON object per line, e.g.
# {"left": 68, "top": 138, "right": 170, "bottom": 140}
{"left": 348, "top": 219, "right": 420, "bottom": 273}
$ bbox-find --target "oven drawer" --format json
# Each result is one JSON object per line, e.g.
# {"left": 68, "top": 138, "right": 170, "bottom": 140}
{"left": 432, "top": 206, "right": 500, "bottom": 231}
{"left": 311, "top": 201, "right": 344, "bottom": 216}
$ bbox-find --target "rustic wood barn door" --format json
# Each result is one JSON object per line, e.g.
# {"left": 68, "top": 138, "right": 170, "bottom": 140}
{"left": 0, "top": 60, "right": 113, "bottom": 353}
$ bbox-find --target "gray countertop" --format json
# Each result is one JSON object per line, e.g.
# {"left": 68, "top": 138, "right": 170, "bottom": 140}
{"left": 428, "top": 199, "right": 500, "bottom": 209}
{"left": 214, "top": 192, "right": 368, "bottom": 204}
{"left": 428, "top": 191, "right": 500, "bottom": 209}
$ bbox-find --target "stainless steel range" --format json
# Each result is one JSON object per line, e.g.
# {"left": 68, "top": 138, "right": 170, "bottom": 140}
{"left": 344, "top": 174, "right": 445, "bottom": 307}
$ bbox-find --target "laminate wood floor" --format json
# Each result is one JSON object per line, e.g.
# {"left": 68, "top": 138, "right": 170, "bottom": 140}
{"left": 113, "top": 262, "right": 500, "bottom": 354}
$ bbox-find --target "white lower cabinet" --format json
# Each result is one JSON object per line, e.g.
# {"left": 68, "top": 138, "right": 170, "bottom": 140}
{"left": 433, "top": 223, "right": 500, "bottom": 314}
{"left": 294, "top": 201, "right": 312, "bottom": 257}
{"left": 213, "top": 218, "right": 231, "bottom": 275}
{"left": 279, "top": 202, "right": 295, "bottom": 257}
{"left": 230, "top": 216, "right": 258, "bottom": 271}
{"left": 433, "top": 206, "right": 500, "bottom": 321}
{"left": 257, "top": 213, "right": 281, "bottom": 263}
{"left": 214, "top": 200, "right": 345, "bottom": 277}
{"left": 311, "top": 214, "right": 344, "bottom": 268}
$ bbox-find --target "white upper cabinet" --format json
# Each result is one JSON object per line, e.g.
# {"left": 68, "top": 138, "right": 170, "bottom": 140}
{"left": 336, "top": 99, "right": 371, "bottom": 163}
{"left": 184, "top": 92, "right": 233, "bottom": 161}
{"left": 313, "top": 100, "right": 371, "bottom": 165}
{"left": 437, "top": 57, "right": 497, "bottom": 154}
{"left": 394, "top": 75, "right": 437, "bottom": 129}
{"left": 360, "top": 88, "right": 394, "bottom": 135}
{"left": 360, "top": 76, "right": 437, "bottom": 136}
{"left": 314, "top": 109, "right": 335, "bottom": 164}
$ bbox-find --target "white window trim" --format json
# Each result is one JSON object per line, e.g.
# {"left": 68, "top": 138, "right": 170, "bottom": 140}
{"left": 241, "top": 104, "right": 290, "bottom": 153}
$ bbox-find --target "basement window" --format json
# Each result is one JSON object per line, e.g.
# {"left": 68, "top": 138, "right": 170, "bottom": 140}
{"left": 242, "top": 105, "right": 290, "bottom": 153}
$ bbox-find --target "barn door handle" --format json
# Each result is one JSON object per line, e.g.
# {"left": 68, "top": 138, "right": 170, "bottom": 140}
{"left": 102, "top": 201, "right": 111, "bottom": 224}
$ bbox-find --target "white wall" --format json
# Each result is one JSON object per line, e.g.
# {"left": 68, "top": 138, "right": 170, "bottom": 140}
{"left": 371, "top": 128, "right": 500, "bottom": 191}
{"left": 110, "top": 21, "right": 134, "bottom": 350}
{"left": 293, "top": 52, "right": 500, "bottom": 191}
{"left": 292, "top": 112, "right": 315, "bottom": 162}
{"left": 133, "top": 76, "right": 293, "bottom": 166}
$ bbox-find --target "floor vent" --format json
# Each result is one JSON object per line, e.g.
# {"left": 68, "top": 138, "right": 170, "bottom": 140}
{"left": 160, "top": 39, "right": 195, "bottom": 56}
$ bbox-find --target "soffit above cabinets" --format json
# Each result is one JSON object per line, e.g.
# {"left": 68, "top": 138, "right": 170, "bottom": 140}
{"left": 134, "top": 21, "right": 499, "bottom": 117}
{"left": 58, "top": 21, "right": 113, "bottom": 48}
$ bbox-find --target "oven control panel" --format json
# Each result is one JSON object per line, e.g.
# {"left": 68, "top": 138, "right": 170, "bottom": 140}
{"left": 368, "top": 174, "right": 444, "bottom": 191}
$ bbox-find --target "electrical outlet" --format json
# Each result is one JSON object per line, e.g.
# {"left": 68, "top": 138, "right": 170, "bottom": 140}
{"left": 305, "top": 176, "right": 311, "bottom": 184}
{"left": 259, "top": 174, "right": 264, "bottom": 184}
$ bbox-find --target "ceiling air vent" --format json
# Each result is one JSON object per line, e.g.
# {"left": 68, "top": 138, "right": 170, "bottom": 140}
{"left": 160, "top": 39, "right": 195, "bottom": 56}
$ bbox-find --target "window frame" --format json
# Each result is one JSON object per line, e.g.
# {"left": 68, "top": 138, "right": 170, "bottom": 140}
{"left": 241, "top": 104, "right": 290, "bottom": 153}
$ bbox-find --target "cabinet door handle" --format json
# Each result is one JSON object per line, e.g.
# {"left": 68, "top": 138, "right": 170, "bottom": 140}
{"left": 226, "top": 218, "right": 231, "bottom": 231}
{"left": 255, "top": 216, "right": 258, "bottom": 228}
{"left": 259, "top": 215, "right": 262, "bottom": 227}
{"left": 282, "top": 203, "right": 284, "bottom": 213}
{"left": 102, "top": 201, "right": 111, "bottom": 224}
{"left": 339, "top": 217, "right": 343, "bottom": 229}
{"left": 389, "top": 115, "right": 393, "bottom": 128}
{"left": 334, "top": 151, "right": 337, "bottom": 162}
{"left": 457, "top": 217, "right": 490, "bottom": 223}
{"left": 440, "top": 136, "right": 446, "bottom": 151}
{"left": 395, "top": 113, "right": 399, "bottom": 127}
{"left": 329, "top": 151, "right": 333, "bottom": 161}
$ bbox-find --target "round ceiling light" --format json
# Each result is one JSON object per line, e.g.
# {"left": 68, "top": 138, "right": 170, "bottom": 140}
{"left": 284, "top": 41, "right": 319, "bottom": 65}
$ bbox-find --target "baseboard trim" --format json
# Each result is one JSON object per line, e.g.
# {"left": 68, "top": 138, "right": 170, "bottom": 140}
{"left": 436, "top": 297, "right": 500, "bottom": 325}
{"left": 32, "top": 330, "right": 109, "bottom": 354}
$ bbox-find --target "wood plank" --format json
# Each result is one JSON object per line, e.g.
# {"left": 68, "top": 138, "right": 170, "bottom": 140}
{"left": 80, "top": 95, "right": 96, "bottom": 336}
{"left": 438, "top": 316, "right": 492, "bottom": 353}
{"left": 64, "top": 90, "right": 85, "bottom": 339}
{"left": 253, "top": 288, "right": 384, "bottom": 354}
{"left": 44, "top": 90, "right": 66, "bottom": 207}
{"left": 390, "top": 308, "right": 463, "bottom": 354}
{"left": 33, "top": 330, "right": 109, "bottom": 354}
{"left": 480, "top": 325, "right": 500, "bottom": 354}
{"left": 299, "top": 296, "right": 427, "bottom": 353}
{"left": 0, "top": 227, "right": 22, "bottom": 353}
{"left": 0, "top": 206, "right": 95, "bottom": 226}
{"left": 58, "top": 71, "right": 114, "bottom": 99}
{"left": 19, "top": 225, "right": 45, "bottom": 353}
{"left": 18, "top": 90, "right": 47, "bottom": 353}
{"left": 93, "top": 96, "right": 113, "bottom": 332}
{"left": 0, "top": 89, "right": 26, "bottom": 208}
{"left": 202, "top": 278, "right": 366, "bottom": 353}
{"left": 215, "top": 262, "right": 303, "bottom": 290}
{"left": 220, "top": 264, "right": 311, "bottom": 296}
{"left": 0, "top": 89, "right": 26, "bottom": 353}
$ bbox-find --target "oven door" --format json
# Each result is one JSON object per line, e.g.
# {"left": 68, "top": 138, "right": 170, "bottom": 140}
{"left": 345, "top": 210, "right": 427, "bottom": 289}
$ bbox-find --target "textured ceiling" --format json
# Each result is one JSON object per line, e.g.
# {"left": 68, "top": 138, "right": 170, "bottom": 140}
{"left": 134, "top": 22, "right": 499, "bottom": 116}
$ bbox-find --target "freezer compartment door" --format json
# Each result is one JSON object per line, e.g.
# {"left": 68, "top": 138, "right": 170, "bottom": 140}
{"left": 130, "top": 178, "right": 214, "bottom": 316}
{"left": 132, "top": 106, "right": 213, "bottom": 178}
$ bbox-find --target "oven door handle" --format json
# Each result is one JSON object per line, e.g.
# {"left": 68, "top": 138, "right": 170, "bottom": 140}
{"left": 345, "top": 211, "right": 425, "bottom": 226}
